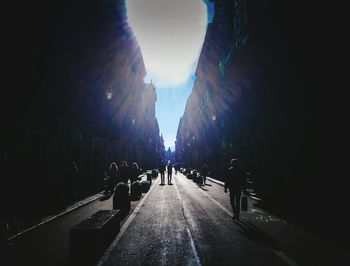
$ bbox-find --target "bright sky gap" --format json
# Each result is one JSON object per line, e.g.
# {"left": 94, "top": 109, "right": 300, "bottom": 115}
{"left": 125, "top": 0, "right": 213, "bottom": 150}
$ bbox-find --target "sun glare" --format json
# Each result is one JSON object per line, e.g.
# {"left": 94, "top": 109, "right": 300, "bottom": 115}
{"left": 125, "top": 0, "right": 211, "bottom": 149}
{"left": 126, "top": 0, "right": 208, "bottom": 87}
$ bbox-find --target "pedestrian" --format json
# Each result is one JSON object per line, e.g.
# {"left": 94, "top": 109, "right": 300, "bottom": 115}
{"left": 200, "top": 163, "right": 209, "bottom": 185}
{"left": 174, "top": 163, "right": 178, "bottom": 175}
{"left": 167, "top": 162, "right": 173, "bottom": 185}
{"left": 105, "top": 162, "right": 119, "bottom": 196}
{"left": 119, "top": 161, "right": 130, "bottom": 183}
{"left": 224, "top": 158, "right": 247, "bottom": 220}
{"left": 130, "top": 162, "right": 140, "bottom": 183}
{"left": 159, "top": 161, "right": 166, "bottom": 185}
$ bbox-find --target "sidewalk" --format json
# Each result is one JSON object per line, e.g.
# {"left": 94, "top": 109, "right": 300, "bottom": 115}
{"left": 3, "top": 173, "right": 157, "bottom": 266}
{"left": 7, "top": 193, "right": 104, "bottom": 242}
{"left": 207, "top": 176, "right": 347, "bottom": 253}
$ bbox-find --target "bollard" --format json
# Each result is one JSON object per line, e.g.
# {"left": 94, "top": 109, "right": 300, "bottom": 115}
{"left": 146, "top": 171, "right": 152, "bottom": 185}
{"left": 69, "top": 210, "right": 120, "bottom": 265}
{"left": 141, "top": 180, "right": 150, "bottom": 193}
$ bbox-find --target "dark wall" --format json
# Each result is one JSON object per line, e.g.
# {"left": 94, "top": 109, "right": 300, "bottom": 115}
{"left": 176, "top": 0, "right": 347, "bottom": 247}
{"left": 1, "top": 0, "right": 164, "bottom": 234}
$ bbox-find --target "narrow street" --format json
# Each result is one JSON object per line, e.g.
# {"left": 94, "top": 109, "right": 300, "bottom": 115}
{"left": 99, "top": 173, "right": 347, "bottom": 266}
{"left": 3, "top": 172, "right": 348, "bottom": 266}
{"left": 2, "top": 1, "right": 347, "bottom": 265}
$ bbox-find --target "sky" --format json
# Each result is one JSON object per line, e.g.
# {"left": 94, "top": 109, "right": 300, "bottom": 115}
{"left": 126, "top": 0, "right": 213, "bottom": 150}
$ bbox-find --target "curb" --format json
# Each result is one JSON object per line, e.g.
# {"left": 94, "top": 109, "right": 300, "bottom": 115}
{"left": 97, "top": 175, "right": 159, "bottom": 265}
{"left": 8, "top": 192, "right": 104, "bottom": 241}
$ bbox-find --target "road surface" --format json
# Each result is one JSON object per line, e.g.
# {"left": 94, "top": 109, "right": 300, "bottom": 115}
{"left": 99, "top": 173, "right": 347, "bottom": 266}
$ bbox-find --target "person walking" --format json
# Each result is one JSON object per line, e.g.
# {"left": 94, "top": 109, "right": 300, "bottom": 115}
{"left": 167, "top": 162, "right": 173, "bottom": 185}
{"left": 174, "top": 163, "right": 179, "bottom": 175}
{"left": 159, "top": 161, "right": 166, "bottom": 185}
{"left": 224, "top": 158, "right": 247, "bottom": 220}
{"left": 200, "top": 163, "right": 209, "bottom": 185}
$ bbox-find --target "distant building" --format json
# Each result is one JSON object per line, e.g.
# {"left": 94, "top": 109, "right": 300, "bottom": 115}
{"left": 166, "top": 147, "right": 175, "bottom": 163}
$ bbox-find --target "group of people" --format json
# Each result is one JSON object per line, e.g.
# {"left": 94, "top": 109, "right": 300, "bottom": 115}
{"left": 105, "top": 158, "right": 247, "bottom": 220}
{"left": 159, "top": 158, "right": 247, "bottom": 220}
{"left": 158, "top": 161, "right": 173, "bottom": 185}
{"left": 104, "top": 161, "right": 141, "bottom": 197}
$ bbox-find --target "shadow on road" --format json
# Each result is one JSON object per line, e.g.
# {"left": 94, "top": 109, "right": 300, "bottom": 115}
{"left": 235, "top": 220, "right": 280, "bottom": 250}
{"left": 99, "top": 194, "right": 112, "bottom": 201}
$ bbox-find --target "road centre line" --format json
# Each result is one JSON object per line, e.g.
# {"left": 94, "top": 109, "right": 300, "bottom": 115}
{"left": 173, "top": 178, "right": 202, "bottom": 266}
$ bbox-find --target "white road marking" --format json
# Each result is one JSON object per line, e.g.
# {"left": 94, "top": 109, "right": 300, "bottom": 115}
{"left": 186, "top": 176, "right": 234, "bottom": 217}
{"left": 173, "top": 178, "right": 202, "bottom": 266}
{"left": 206, "top": 176, "right": 225, "bottom": 186}
{"left": 184, "top": 175, "right": 299, "bottom": 266}
{"left": 97, "top": 177, "right": 159, "bottom": 266}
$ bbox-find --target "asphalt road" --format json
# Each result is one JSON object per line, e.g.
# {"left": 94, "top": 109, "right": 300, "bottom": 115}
{"left": 99, "top": 173, "right": 348, "bottom": 266}
{"left": 3, "top": 173, "right": 348, "bottom": 266}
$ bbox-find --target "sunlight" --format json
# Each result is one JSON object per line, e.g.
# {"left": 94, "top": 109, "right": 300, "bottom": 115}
{"left": 126, "top": 0, "right": 208, "bottom": 87}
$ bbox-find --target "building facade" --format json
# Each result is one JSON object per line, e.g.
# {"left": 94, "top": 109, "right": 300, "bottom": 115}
{"left": 1, "top": 0, "right": 165, "bottom": 234}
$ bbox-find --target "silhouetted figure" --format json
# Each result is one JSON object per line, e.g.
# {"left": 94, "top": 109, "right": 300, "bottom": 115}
{"left": 1, "top": 154, "right": 8, "bottom": 247}
{"left": 130, "top": 162, "right": 140, "bottom": 183}
{"left": 119, "top": 161, "right": 130, "bottom": 183}
{"left": 104, "top": 162, "right": 119, "bottom": 196}
{"left": 0, "top": 217, "right": 7, "bottom": 248}
{"left": 0, "top": 153, "right": 9, "bottom": 247}
{"left": 159, "top": 161, "right": 166, "bottom": 185}
{"left": 1, "top": 154, "right": 21, "bottom": 244}
{"left": 200, "top": 163, "right": 209, "bottom": 185}
{"left": 174, "top": 163, "right": 179, "bottom": 175}
{"left": 225, "top": 158, "right": 247, "bottom": 220}
{"left": 167, "top": 162, "right": 173, "bottom": 185}
{"left": 71, "top": 160, "right": 80, "bottom": 201}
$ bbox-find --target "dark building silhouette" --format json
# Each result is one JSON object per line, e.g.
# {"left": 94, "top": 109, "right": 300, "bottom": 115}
{"left": 176, "top": 0, "right": 347, "bottom": 246}
{"left": 1, "top": 0, "right": 165, "bottom": 235}
{"left": 1, "top": 0, "right": 347, "bottom": 249}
